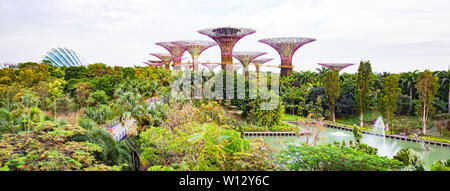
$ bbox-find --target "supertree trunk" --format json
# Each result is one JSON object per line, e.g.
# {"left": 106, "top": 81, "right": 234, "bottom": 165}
{"left": 410, "top": 86, "right": 413, "bottom": 115}
{"left": 244, "top": 66, "right": 249, "bottom": 81}
{"left": 192, "top": 56, "right": 199, "bottom": 71}
{"left": 281, "top": 67, "right": 292, "bottom": 77}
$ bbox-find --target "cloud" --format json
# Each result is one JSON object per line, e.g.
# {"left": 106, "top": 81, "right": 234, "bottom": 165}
{"left": 0, "top": 0, "right": 449, "bottom": 72}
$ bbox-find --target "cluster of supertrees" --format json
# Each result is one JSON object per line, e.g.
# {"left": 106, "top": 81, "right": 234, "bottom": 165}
{"left": 144, "top": 27, "right": 354, "bottom": 77}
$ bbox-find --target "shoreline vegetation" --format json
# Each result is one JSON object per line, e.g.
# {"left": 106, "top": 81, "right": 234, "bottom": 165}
{"left": 282, "top": 113, "right": 450, "bottom": 144}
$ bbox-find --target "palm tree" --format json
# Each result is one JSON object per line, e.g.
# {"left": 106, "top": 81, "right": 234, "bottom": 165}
{"left": 155, "top": 68, "right": 171, "bottom": 87}
{"left": 373, "top": 73, "right": 383, "bottom": 111}
{"left": 400, "top": 70, "right": 418, "bottom": 115}
{"left": 85, "top": 105, "right": 114, "bottom": 125}
{"left": 316, "top": 67, "right": 329, "bottom": 84}
{"left": 433, "top": 70, "right": 449, "bottom": 113}
{"left": 0, "top": 108, "right": 15, "bottom": 135}
{"left": 114, "top": 90, "right": 151, "bottom": 131}
{"left": 20, "top": 90, "right": 40, "bottom": 108}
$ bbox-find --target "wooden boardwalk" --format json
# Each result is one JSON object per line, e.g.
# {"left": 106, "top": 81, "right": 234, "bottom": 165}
{"left": 244, "top": 130, "right": 312, "bottom": 136}
{"left": 244, "top": 131, "right": 296, "bottom": 136}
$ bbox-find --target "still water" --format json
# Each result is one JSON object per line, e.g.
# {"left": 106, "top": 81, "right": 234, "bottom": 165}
{"left": 246, "top": 127, "right": 450, "bottom": 167}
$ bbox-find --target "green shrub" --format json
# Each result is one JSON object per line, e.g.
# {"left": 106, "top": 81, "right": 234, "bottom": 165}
{"left": 393, "top": 148, "right": 425, "bottom": 171}
{"left": 430, "top": 159, "right": 450, "bottom": 171}
{"left": 70, "top": 127, "right": 133, "bottom": 170}
{"left": 270, "top": 122, "right": 298, "bottom": 132}
{"left": 276, "top": 143, "right": 404, "bottom": 171}
{"left": 242, "top": 93, "right": 284, "bottom": 127}
{"left": 0, "top": 121, "right": 119, "bottom": 171}
{"left": 86, "top": 90, "right": 109, "bottom": 107}
{"left": 140, "top": 123, "right": 275, "bottom": 171}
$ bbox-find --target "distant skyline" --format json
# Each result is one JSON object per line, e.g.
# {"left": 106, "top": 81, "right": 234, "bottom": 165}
{"left": 1, "top": 0, "right": 449, "bottom": 73}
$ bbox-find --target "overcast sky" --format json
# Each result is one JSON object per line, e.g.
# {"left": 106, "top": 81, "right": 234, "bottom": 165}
{"left": 1, "top": 0, "right": 449, "bottom": 73}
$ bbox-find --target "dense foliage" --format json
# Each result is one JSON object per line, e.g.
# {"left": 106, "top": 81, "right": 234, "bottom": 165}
{"left": 276, "top": 144, "right": 404, "bottom": 171}
{"left": 0, "top": 121, "right": 120, "bottom": 171}
{"left": 0, "top": 61, "right": 448, "bottom": 171}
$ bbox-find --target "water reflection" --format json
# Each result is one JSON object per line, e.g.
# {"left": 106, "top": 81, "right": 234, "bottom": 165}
{"left": 246, "top": 127, "right": 450, "bottom": 167}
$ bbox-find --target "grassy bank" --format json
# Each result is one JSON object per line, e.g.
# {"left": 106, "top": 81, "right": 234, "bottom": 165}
{"left": 239, "top": 121, "right": 300, "bottom": 132}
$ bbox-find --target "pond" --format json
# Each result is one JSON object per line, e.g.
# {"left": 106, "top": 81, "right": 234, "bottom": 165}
{"left": 246, "top": 127, "right": 450, "bottom": 167}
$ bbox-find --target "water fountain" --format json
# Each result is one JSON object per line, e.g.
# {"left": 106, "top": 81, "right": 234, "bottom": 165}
{"left": 251, "top": 117, "right": 450, "bottom": 166}
{"left": 366, "top": 116, "right": 401, "bottom": 157}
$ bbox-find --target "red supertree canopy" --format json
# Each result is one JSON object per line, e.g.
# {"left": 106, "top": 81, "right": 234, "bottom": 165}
{"left": 172, "top": 40, "right": 216, "bottom": 71}
{"left": 143, "top": 61, "right": 164, "bottom": 67}
{"left": 198, "top": 27, "right": 256, "bottom": 69}
{"left": 252, "top": 58, "right": 273, "bottom": 65}
{"left": 258, "top": 37, "right": 316, "bottom": 65}
{"left": 318, "top": 63, "right": 355, "bottom": 72}
{"left": 259, "top": 37, "right": 316, "bottom": 76}
{"left": 150, "top": 53, "right": 173, "bottom": 70}
{"left": 155, "top": 41, "right": 187, "bottom": 65}
{"left": 172, "top": 40, "right": 216, "bottom": 58}
{"left": 227, "top": 51, "right": 267, "bottom": 68}
{"left": 251, "top": 58, "right": 274, "bottom": 73}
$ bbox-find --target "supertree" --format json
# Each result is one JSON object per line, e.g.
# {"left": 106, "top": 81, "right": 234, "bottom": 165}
{"left": 202, "top": 63, "right": 220, "bottom": 72}
{"left": 172, "top": 63, "right": 182, "bottom": 70}
{"left": 251, "top": 58, "right": 273, "bottom": 75}
{"left": 198, "top": 27, "right": 256, "bottom": 70}
{"left": 143, "top": 60, "right": 164, "bottom": 67}
{"left": 155, "top": 41, "right": 187, "bottom": 66}
{"left": 227, "top": 51, "right": 266, "bottom": 81}
{"left": 259, "top": 37, "right": 316, "bottom": 77}
{"left": 318, "top": 63, "right": 355, "bottom": 72}
{"left": 150, "top": 53, "right": 173, "bottom": 70}
{"left": 172, "top": 40, "right": 216, "bottom": 71}
{"left": 233, "top": 64, "right": 243, "bottom": 71}
{"left": 317, "top": 63, "right": 354, "bottom": 122}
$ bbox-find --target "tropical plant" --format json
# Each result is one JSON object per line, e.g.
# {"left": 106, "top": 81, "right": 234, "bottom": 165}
{"left": 415, "top": 70, "right": 439, "bottom": 135}
{"left": 86, "top": 90, "right": 109, "bottom": 107}
{"left": 324, "top": 70, "right": 340, "bottom": 122}
{"left": 70, "top": 127, "right": 133, "bottom": 171}
{"left": 276, "top": 144, "right": 403, "bottom": 171}
{"left": 0, "top": 121, "right": 120, "bottom": 171}
{"left": 430, "top": 159, "right": 450, "bottom": 171}
{"left": 378, "top": 74, "right": 401, "bottom": 131}
{"left": 84, "top": 105, "right": 114, "bottom": 125}
{"left": 356, "top": 61, "right": 373, "bottom": 126}
{"left": 393, "top": 148, "right": 425, "bottom": 171}
{"left": 399, "top": 70, "right": 418, "bottom": 115}
{"left": 0, "top": 108, "right": 15, "bottom": 135}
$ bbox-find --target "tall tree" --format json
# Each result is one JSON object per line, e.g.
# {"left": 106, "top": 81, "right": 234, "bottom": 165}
{"left": 372, "top": 73, "right": 383, "bottom": 111}
{"left": 48, "top": 79, "right": 66, "bottom": 116}
{"left": 356, "top": 61, "right": 373, "bottom": 127}
{"left": 378, "top": 74, "right": 401, "bottom": 131}
{"left": 400, "top": 70, "right": 418, "bottom": 115}
{"left": 0, "top": 108, "right": 15, "bottom": 135}
{"left": 433, "top": 70, "right": 449, "bottom": 114}
{"left": 324, "top": 70, "right": 340, "bottom": 122}
{"left": 415, "top": 70, "right": 439, "bottom": 135}
{"left": 75, "top": 82, "right": 92, "bottom": 107}
{"left": 283, "top": 86, "right": 302, "bottom": 115}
